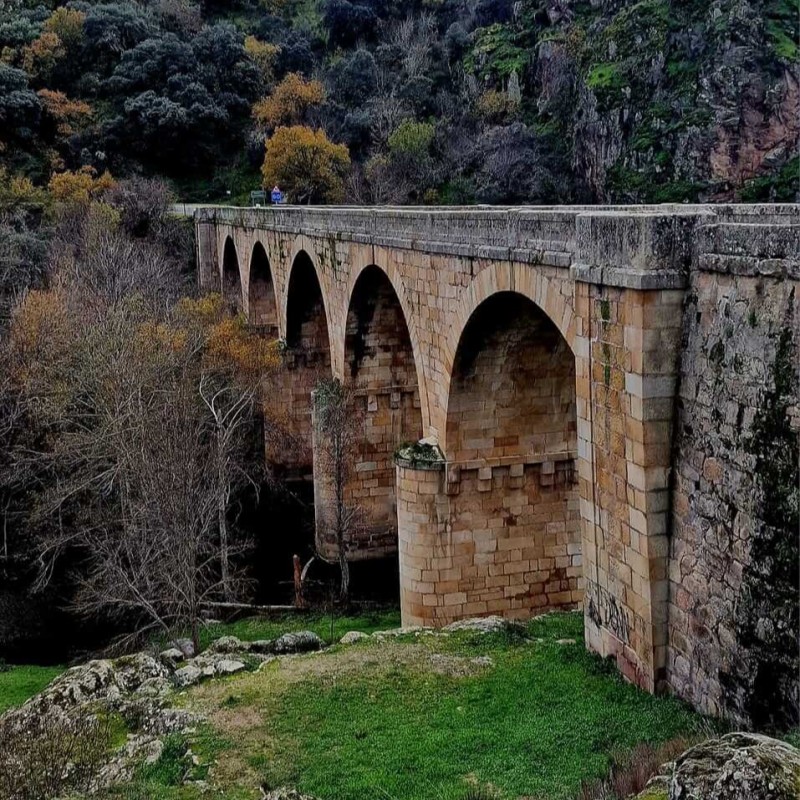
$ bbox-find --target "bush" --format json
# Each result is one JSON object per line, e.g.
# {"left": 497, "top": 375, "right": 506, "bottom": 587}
{"left": 0, "top": 711, "right": 112, "bottom": 800}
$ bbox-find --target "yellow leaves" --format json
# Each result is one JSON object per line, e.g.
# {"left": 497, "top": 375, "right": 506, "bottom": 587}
{"left": 43, "top": 7, "right": 86, "bottom": 51}
{"left": 135, "top": 320, "right": 188, "bottom": 359}
{"left": 38, "top": 89, "right": 93, "bottom": 137}
{"left": 7, "top": 289, "right": 71, "bottom": 392}
{"left": 0, "top": 167, "right": 48, "bottom": 212}
{"left": 206, "top": 317, "right": 281, "bottom": 377}
{"left": 48, "top": 166, "right": 116, "bottom": 205}
{"left": 176, "top": 293, "right": 280, "bottom": 381}
{"left": 475, "top": 89, "right": 519, "bottom": 123}
{"left": 245, "top": 36, "right": 280, "bottom": 86}
{"left": 176, "top": 293, "right": 227, "bottom": 327}
{"left": 261, "top": 125, "right": 350, "bottom": 204}
{"left": 252, "top": 73, "right": 324, "bottom": 131}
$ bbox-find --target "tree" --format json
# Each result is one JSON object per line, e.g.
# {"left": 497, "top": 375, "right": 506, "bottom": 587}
{"left": 21, "top": 32, "right": 65, "bottom": 81}
{"left": 252, "top": 72, "right": 324, "bottom": 132}
{"left": 0, "top": 192, "right": 273, "bottom": 652}
{"left": 0, "top": 64, "right": 42, "bottom": 148}
{"left": 262, "top": 125, "right": 350, "bottom": 204}
{"left": 245, "top": 35, "right": 280, "bottom": 88}
{"left": 43, "top": 7, "right": 86, "bottom": 53}
{"left": 37, "top": 88, "right": 92, "bottom": 137}
{"left": 313, "top": 379, "right": 362, "bottom": 602}
{"left": 47, "top": 166, "right": 115, "bottom": 205}
{"left": 322, "top": 0, "right": 377, "bottom": 49}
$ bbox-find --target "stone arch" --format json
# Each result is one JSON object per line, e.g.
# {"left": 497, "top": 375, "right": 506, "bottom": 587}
{"left": 283, "top": 237, "right": 335, "bottom": 353}
{"left": 439, "top": 262, "right": 575, "bottom": 448}
{"left": 269, "top": 249, "right": 334, "bottom": 475}
{"left": 341, "top": 260, "right": 430, "bottom": 433}
{"left": 284, "top": 250, "right": 333, "bottom": 360}
{"left": 248, "top": 241, "right": 278, "bottom": 329}
{"left": 317, "top": 265, "right": 426, "bottom": 561}
{"left": 221, "top": 235, "right": 243, "bottom": 313}
{"left": 445, "top": 291, "right": 577, "bottom": 463}
{"left": 400, "top": 289, "right": 582, "bottom": 625}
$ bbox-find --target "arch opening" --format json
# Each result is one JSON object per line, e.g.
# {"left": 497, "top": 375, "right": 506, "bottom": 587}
{"left": 318, "top": 266, "right": 423, "bottom": 567}
{"left": 248, "top": 242, "right": 278, "bottom": 330}
{"left": 221, "top": 237, "right": 242, "bottom": 313}
{"left": 270, "top": 251, "right": 332, "bottom": 474}
{"left": 400, "top": 291, "right": 581, "bottom": 625}
{"left": 447, "top": 292, "right": 576, "bottom": 462}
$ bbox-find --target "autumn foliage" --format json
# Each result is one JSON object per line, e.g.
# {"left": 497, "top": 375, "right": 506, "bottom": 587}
{"left": 38, "top": 89, "right": 92, "bottom": 137}
{"left": 47, "top": 167, "right": 115, "bottom": 205}
{"left": 252, "top": 72, "right": 324, "bottom": 132}
{"left": 262, "top": 125, "right": 350, "bottom": 204}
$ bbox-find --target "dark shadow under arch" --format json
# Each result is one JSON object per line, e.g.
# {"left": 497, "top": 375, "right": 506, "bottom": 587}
{"left": 222, "top": 236, "right": 242, "bottom": 313}
{"left": 248, "top": 241, "right": 278, "bottom": 329}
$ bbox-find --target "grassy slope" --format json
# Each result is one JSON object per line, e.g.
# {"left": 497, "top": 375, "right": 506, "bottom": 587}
{"left": 125, "top": 612, "right": 706, "bottom": 800}
{"left": 0, "top": 665, "right": 64, "bottom": 714}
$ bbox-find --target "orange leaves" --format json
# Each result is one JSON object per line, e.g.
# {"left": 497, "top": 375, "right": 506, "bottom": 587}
{"left": 176, "top": 294, "right": 281, "bottom": 382}
{"left": 205, "top": 316, "right": 280, "bottom": 378}
{"left": 38, "top": 89, "right": 93, "bottom": 137}
{"left": 21, "top": 32, "right": 64, "bottom": 80}
{"left": 261, "top": 125, "right": 350, "bottom": 204}
{"left": 252, "top": 73, "right": 324, "bottom": 132}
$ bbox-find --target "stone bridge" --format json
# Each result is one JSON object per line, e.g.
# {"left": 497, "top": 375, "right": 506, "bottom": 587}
{"left": 195, "top": 203, "right": 799, "bottom": 714}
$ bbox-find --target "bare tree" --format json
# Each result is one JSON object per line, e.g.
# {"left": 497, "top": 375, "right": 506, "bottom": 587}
{"left": 312, "top": 379, "right": 363, "bottom": 602}
{"left": 2, "top": 201, "right": 265, "bottom": 653}
{"left": 199, "top": 374, "right": 260, "bottom": 602}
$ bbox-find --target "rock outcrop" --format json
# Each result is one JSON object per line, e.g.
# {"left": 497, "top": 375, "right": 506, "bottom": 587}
{"left": 636, "top": 733, "right": 800, "bottom": 800}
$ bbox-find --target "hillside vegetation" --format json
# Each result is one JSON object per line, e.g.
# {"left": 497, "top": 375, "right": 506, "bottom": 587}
{"left": 1, "top": 0, "right": 798, "bottom": 204}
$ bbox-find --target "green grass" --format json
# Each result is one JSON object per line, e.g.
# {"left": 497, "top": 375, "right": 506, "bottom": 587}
{"left": 248, "top": 613, "right": 707, "bottom": 800}
{"left": 0, "top": 664, "right": 64, "bottom": 714}
{"left": 197, "top": 607, "right": 401, "bottom": 650}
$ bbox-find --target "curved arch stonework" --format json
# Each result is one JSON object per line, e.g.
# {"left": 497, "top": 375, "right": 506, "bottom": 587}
{"left": 247, "top": 240, "right": 279, "bottom": 329}
{"left": 341, "top": 258, "right": 432, "bottom": 435}
{"left": 438, "top": 261, "right": 576, "bottom": 454}
{"left": 192, "top": 204, "right": 795, "bottom": 708}
{"left": 220, "top": 234, "right": 244, "bottom": 312}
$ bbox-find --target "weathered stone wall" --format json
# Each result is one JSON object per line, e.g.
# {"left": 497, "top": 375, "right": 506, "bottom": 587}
{"left": 397, "top": 456, "right": 581, "bottom": 626}
{"left": 667, "top": 223, "right": 800, "bottom": 727}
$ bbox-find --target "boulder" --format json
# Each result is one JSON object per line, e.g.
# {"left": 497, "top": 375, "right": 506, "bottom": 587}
{"left": 215, "top": 659, "right": 246, "bottom": 676}
{"left": 442, "top": 616, "right": 526, "bottom": 636}
{"left": 636, "top": 733, "right": 800, "bottom": 800}
{"left": 206, "top": 636, "right": 251, "bottom": 655}
{"left": 339, "top": 631, "right": 369, "bottom": 645}
{"left": 250, "top": 639, "right": 276, "bottom": 654}
{"left": 173, "top": 664, "right": 204, "bottom": 688}
{"left": 667, "top": 733, "right": 800, "bottom": 800}
{"left": 113, "top": 654, "right": 170, "bottom": 693}
{"left": 271, "top": 631, "right": 324, "bottom": 654}
{"left": 170, "top": 638, "right": 196, "bottom": 659}
{"left": 262, "top": 788, "right": 319, "bottom": 800}
{"left": 160, "top": 647, "right": 186, "bottom": 668}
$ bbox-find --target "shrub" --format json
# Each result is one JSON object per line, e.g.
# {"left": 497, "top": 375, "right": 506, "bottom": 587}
{"left": 0, "top": 711, "right": 112, "bottom": 800}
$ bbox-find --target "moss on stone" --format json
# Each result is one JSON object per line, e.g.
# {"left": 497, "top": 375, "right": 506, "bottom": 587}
{"left": 394, "top": 441, "right": 444, "bottom": 468}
